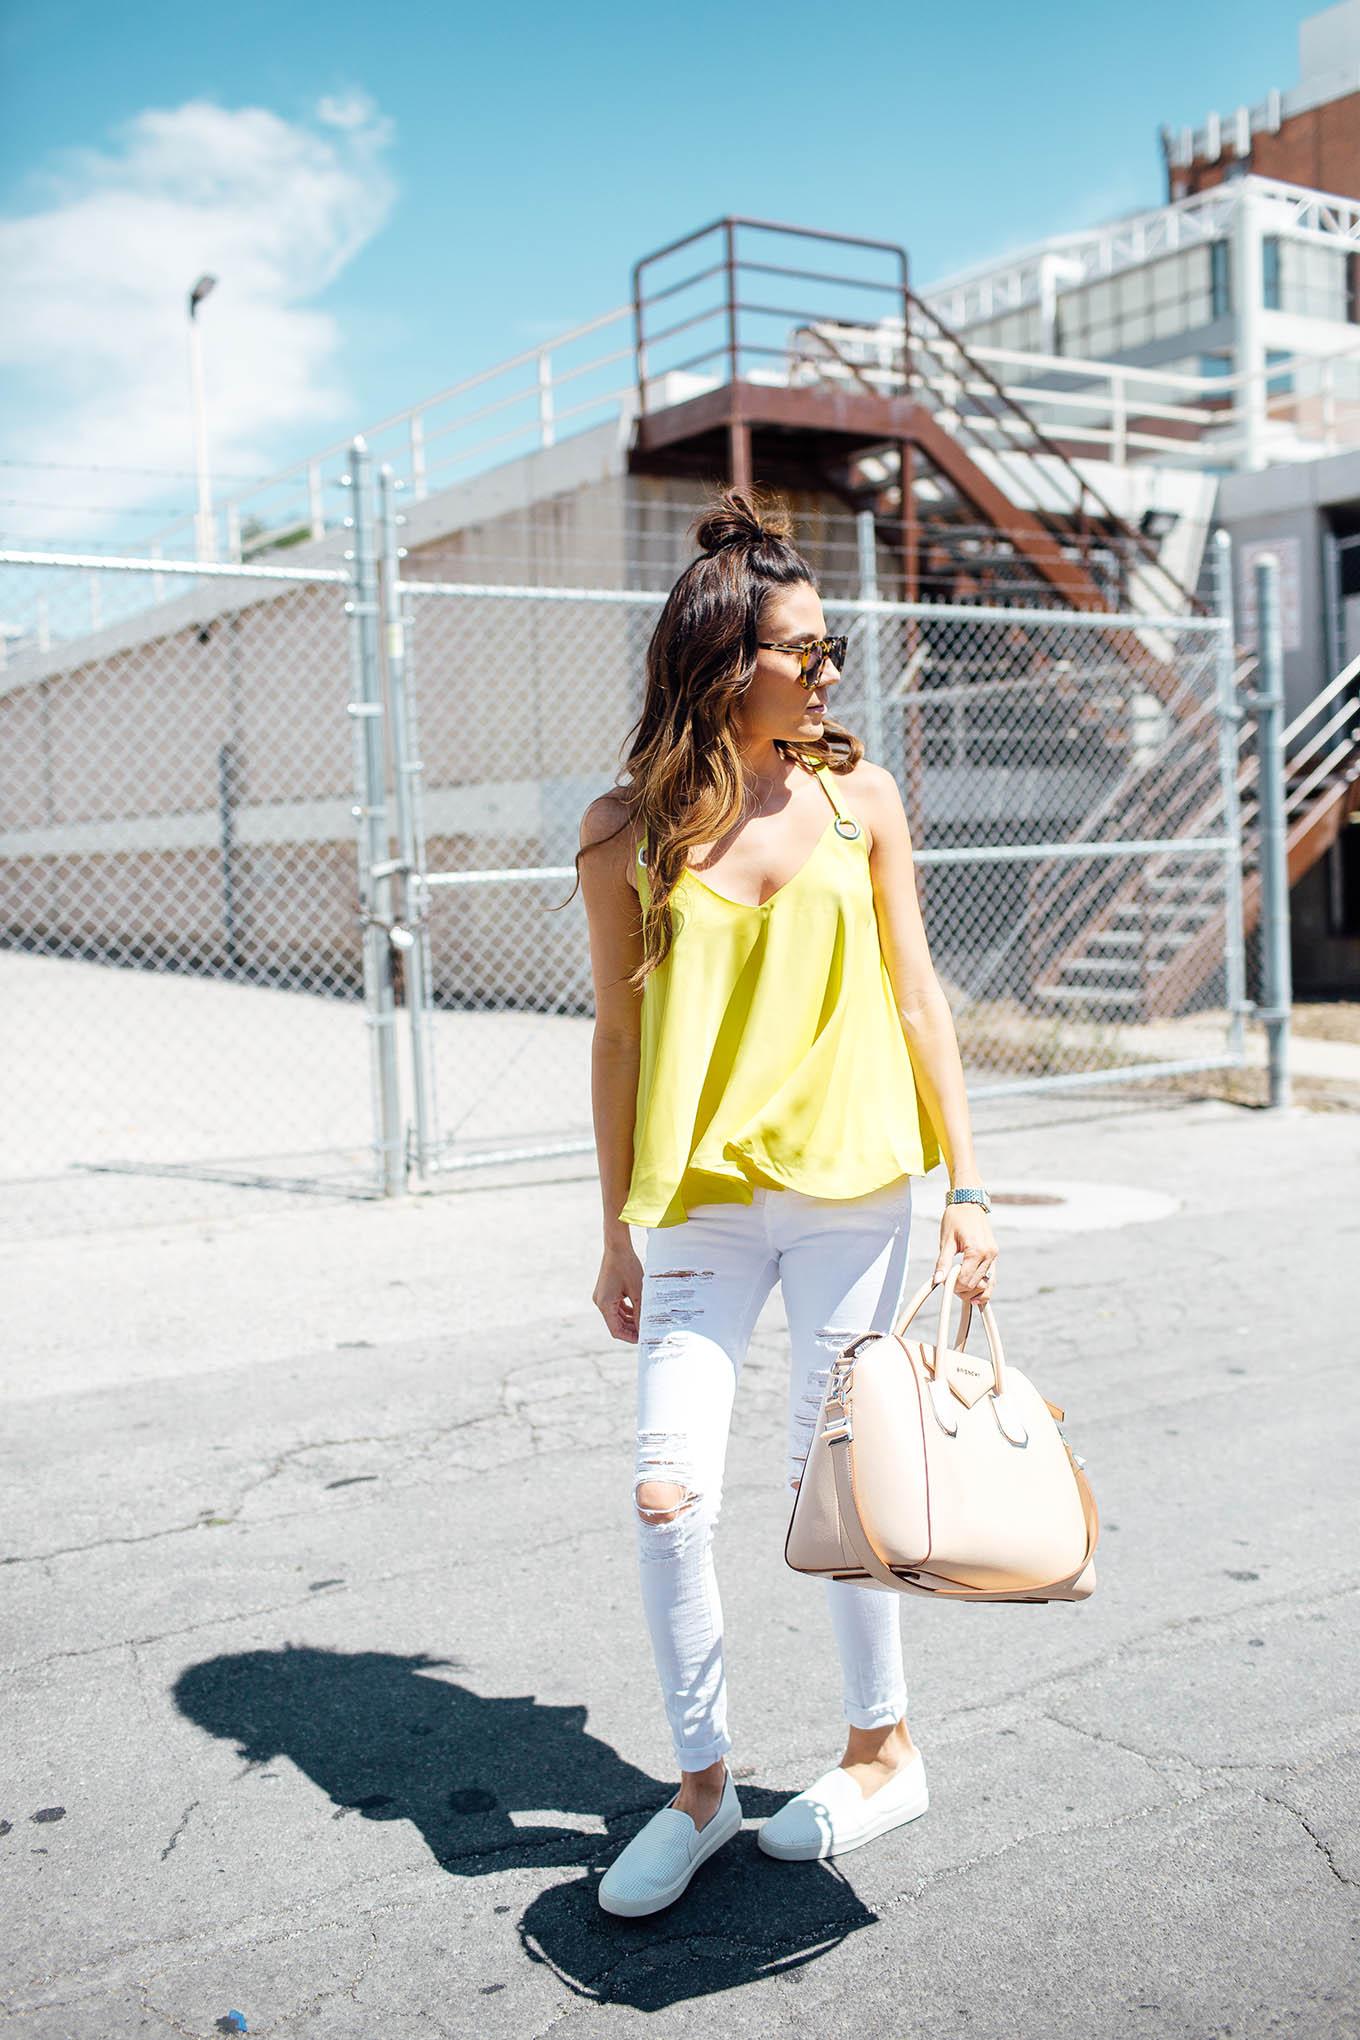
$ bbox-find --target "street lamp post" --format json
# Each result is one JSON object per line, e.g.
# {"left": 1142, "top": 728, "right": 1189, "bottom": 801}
{"left": 188, "top": 273, "right": 217, "bottom": 562}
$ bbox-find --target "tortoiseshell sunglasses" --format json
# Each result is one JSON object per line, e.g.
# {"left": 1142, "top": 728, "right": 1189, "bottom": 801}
{"left": 756, "top": 634, "right": 849, "bottom": 687}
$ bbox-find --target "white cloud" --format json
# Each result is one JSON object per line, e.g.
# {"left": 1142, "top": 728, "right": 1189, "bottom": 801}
{"left": 0, "top": 96, "right": 396, "bottom": 547}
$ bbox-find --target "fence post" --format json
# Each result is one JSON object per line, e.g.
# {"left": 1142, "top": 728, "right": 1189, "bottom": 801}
{"left": 856, "top": 510, "right": 885, "bottom": 764}
{"left": 538, "top": 351, "right": 556, "bottom": 448}
{"left": 1253, "top": 552, "right": 1292, "bottom": 1108}
{"left": 379, "top": 462, "right": 439, "bottom": 1178}
{"left": 410, "top": 413, "right": 427, "bottom": 501}
{"left": 217, "top": 742, "right": 239, "bottom": 973}
{"left": 1110, "top": 370, "right": 1127, "bottom": 467}
{"left": 1211, "top": 531, "right": 1248, "bottom": 1063}
{"left": 346, "top": 436, "right": 405, "bottom": 1193}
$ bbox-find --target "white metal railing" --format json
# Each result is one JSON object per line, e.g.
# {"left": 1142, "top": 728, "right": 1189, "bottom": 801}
{"left": 1282, "top": 646, "right": 1360, "bottom": 752}
{"left": 924, "top": 175, "right": 1360, "bottom": 329}
{"left": 953, "top": 335, "right": 1360, "bottom": 467}
{"left": 140, "top": 303, "right": 635, "bottom": 567}
{"left": 925, "top": 185, "right": 1241, "bottom": 329}
{"left": 113, "top": 196, "right": 1360, "bottom": 571}
{"left": 1279, "top": 646, "right": 1360, "bottom": 819}
{"left": 806, "top": 321, "right": 1360, "bottom": 471}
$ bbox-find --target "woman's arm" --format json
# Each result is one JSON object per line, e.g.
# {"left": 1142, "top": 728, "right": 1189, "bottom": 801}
{"left": 853, "top": 762, "right": 998, "bottom": 1304}
{"left": 578, "top": 794, "right": 647, "bottom": 1342}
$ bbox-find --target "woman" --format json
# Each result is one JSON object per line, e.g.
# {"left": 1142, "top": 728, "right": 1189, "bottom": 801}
{"left": 576, "top": 490, "right": 997, "bottom": 1918}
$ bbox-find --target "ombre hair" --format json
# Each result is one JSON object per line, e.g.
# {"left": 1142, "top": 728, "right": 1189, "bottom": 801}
{"left": 569, "top": 487, "right": 862, "bottom": 985}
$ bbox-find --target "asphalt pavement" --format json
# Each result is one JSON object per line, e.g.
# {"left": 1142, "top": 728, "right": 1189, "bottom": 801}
{"left": 3, "top": 1091, "right": 1358, "bottom": 2038}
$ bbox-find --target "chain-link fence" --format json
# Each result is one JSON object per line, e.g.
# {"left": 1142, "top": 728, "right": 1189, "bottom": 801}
{"left": 390, "top": 540, "right": 1244, "bottom": 1179}
{"left": 0, "top": 462, "right": 1247, "bottom": 1199}
{"left": 0, "top": 537, "right": 384, "bottom": 1192}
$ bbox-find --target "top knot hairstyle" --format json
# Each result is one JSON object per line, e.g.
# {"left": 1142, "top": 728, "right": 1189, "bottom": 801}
{"left": 691, "top": 489, "right": 796, "bottom": 560}
{"left": 567, "top": 487, "right": 863, "bottom": 984}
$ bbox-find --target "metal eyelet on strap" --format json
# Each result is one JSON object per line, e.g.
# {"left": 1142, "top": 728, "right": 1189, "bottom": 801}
{"left": 833, "top": 816, "right": 861, "bottom": 840}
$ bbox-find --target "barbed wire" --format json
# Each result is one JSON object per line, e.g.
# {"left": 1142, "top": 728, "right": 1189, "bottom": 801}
{"left": 0, "top": 498, "right": 197, "bottom": 516}
{"left": 0, "top": 455, "right": 271, "bottom": 482}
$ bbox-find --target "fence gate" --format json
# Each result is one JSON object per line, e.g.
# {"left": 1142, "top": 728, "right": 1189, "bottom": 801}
{"left": 0, "top": 445, "right": 400, "bottom": 1198}
{"left": 385, "top": 504, "right": 1247, "bottom": 1184}
{"left": 2, "top": 464, "right": 1248, "bottom": 1202}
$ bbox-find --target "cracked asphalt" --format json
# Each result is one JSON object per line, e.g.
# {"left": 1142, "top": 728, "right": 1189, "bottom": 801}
{"left": 2, "top": 1094, "right": 1358, "bottom": 2039}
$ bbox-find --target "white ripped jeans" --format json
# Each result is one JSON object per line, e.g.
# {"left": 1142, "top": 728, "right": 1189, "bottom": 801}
{"left": 633, "top": 1176, "right": 914, "bottom": 1772}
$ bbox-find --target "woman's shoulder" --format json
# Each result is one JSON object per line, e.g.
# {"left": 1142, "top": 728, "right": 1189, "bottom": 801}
{"left": 580, "top": 789, "right": 642, "bottom": 891}
{"left": 824, "top": 756, "right": 903, "bottom": 841}
{"left": 827, "top": 755, "right": 897, "bottom": 797}
{"left": 580, "top": 788, "right": 633, "bottom": 847}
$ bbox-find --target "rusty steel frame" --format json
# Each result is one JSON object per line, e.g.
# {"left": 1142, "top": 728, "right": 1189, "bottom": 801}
{"left": 629, "top": 213, "right": 1205, "bottom": 619}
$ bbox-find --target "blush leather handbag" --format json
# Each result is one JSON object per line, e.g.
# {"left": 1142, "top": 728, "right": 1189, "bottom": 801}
{"left": 786, "top": 1262, "right": 1098, "bottom": 1602}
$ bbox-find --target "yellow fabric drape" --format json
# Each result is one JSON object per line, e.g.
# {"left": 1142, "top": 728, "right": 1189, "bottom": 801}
{"left": 620, "top": 765, "right": 941, "bottom": 1229}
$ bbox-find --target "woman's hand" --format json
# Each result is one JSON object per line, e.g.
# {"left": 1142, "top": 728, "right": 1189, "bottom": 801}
{"left": 933, "top": 1201, "right": 998, "bottom": 1305}
{"left": 594, "top": 1238, "right": 645, "bottom": 1344}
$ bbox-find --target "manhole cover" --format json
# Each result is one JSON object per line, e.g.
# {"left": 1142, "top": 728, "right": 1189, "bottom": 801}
{"left": 991, "top": 1191, "right": 1067, "bottom": 1207}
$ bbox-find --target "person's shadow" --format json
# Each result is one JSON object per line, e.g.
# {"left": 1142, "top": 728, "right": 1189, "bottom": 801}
{"left": 173, "top": 1646, "right": 877, "bottom": 2009}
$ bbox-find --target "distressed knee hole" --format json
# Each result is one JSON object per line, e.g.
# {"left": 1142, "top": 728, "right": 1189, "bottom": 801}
{"left": 634, "top": 1478, "right": 694, "bottom": 1526}
{"left": 634, "top": 1430, "right": 708, "bottom": 1551}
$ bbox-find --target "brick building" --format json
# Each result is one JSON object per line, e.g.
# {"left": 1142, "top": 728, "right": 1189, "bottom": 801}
{"left": 1162, "top": 0, "right": 1360, "bottom": 205}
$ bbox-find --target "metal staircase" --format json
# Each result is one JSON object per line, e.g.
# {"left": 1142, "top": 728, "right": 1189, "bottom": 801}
{"left": 793, "top": 287, "right": 1205, "bottom": 615}
{"left": 629, "top": 217, "right": 1205, "bottom": 617}
{"left": 1032, "top": 648, "right": 1360, "bottom": 1020}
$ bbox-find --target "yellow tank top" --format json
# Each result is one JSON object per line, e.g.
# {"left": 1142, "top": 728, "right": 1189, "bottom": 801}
{"left": 619, "top": 761, "right": 941, "bottom": 1229}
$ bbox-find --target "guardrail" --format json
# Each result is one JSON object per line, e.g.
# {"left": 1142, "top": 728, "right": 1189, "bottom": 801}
{"left": 129, "top": 251, "right": 1360, "bottom": 569}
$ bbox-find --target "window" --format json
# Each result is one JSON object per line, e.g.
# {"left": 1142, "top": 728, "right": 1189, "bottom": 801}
{"left": 1279, "top": 240, "right": 1349, "bottom": 323}
{"left": 1256, "top": 238, "right": 1350, "bottom": 322}
{"left": 960, "top": 307, "right": 1043, "bottom": 354}
{"left": 1211, "top": 241, "right": 1231, "bottom": 319}
{"left": 1055, "top": 247, "right": 1219, "bottom": 359}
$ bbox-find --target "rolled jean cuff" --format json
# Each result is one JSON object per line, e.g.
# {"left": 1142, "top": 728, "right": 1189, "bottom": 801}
{"left": 843, "top": 1696, "right": 906, "bottom": 1731}
{"left": 675, "top": 1732, "right": 732, "bottom": 1772}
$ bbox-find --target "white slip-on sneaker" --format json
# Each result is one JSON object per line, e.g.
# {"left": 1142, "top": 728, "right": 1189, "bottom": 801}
{"left": 757, "top": 1749, "right": 928, "bottom": 1862}
{"left": 598, "top": 1770, "right": 743, "bottom": 1917}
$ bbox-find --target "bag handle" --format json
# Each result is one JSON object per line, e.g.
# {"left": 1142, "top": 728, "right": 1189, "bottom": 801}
{"left": 892, "top": 1258, "right": 1007, "bottom": 1399}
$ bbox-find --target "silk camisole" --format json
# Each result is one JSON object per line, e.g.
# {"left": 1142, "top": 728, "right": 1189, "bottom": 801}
{"left": 619, "top": 761, "right": 941, "bottom": 1229}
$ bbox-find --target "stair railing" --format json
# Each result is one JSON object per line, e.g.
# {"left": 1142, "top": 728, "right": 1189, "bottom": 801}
{"left": 903, "top": 293, "right": 1206, "bottom": 616}
{"left": 1280, "top": 648, "right": 1360, "bottom": 820}
{"left": 1035, "top": 644, "right": 1360, "bottom": 1020}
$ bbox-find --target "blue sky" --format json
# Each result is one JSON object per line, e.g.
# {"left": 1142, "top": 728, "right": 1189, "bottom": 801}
{"left": 0, "top": 0, "right": 1305, "bottom": 546}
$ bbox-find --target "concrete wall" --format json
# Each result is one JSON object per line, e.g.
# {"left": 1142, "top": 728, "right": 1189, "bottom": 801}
{"left": 0, "top": 579, "right": 363, "bottom": 988}
{"left": 0, "top": 435, "right": 1252, "bottom": 1014}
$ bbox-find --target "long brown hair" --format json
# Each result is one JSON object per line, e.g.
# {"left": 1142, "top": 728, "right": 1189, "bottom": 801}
{"left": 570, "top": 487, "right": 863, "bottom": 984}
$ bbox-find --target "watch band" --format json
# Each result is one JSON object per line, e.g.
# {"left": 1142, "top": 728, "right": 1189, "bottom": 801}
{"left": 944, "top": 1186, "right": 991, "bottom": 1214}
